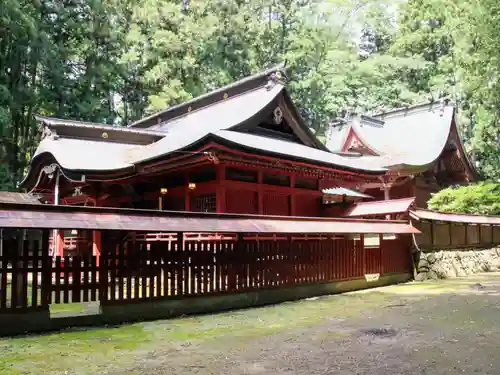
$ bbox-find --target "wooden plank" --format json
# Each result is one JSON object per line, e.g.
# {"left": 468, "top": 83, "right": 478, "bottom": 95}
{"left": 21, "top": 246, "right": 29, "bottom": 307}
{"left": 126, "top": 245, "right": 133, "bottom": 300}
{"left": 40, "top": 230, "right": 51, "bottom": 306}
{"left": 98, "top": 239, "right": 108, "bottom": 304}
{"left": 175, "top": 234, "right": 182, "bottom": 297}
{"left": 119, "top": 243, "right": 125, "bottom": 301}
{"left": 140, "top": 244, "right": 148, "bottom": 300}
{"left": 90, "top": 256, "right": 97, "bottom": 301}
{"left": 183, "top": 240, "right": 189, "bottom": 296}
{"left": 72, "top": 256, "right": 82, "bottom": 303}
{"left": 81, "top": 256, "right": 89, "bottom": 303}
{"left": 109, "top": 247, "right": 116, "bottom": 302}
{"left": 133, "top": 243, "right": 140, "bottom": 300}
{"left": 155, "top": 244, "right": 162, "bottom": 299}
{"left": 63, "top": 256, "right": 70, "bottom": 303}
{"left": 53, "top": 257, "right": 61, "bottom": 304}
{"left": 0, "top": 252, "right": 7, "bottom": 309}
{"left": 148, "top": 248, "right": 154, "bottom": 300}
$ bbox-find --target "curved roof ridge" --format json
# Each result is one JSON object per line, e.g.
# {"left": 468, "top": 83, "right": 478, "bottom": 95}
{"left": 35, "top": 115, "right": 166, "bottom": 137}
{"left": 371, "top": 100, "right": 452, "bottom": 119}
{"left": 128, "top": 64, "right": 287, "bottom": 129}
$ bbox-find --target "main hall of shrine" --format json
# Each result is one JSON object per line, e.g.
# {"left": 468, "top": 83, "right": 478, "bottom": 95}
{"left": 21, "top": 66, "right": 477, "bottom": 218}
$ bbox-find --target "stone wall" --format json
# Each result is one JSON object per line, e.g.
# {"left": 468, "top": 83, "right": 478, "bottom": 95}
{"left": 415, "top": 247, "right": 500, "bottom": 280}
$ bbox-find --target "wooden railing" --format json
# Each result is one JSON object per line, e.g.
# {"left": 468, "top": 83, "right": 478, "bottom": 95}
{"left": 0, "top": 232, "right": 411, "bottom": 312}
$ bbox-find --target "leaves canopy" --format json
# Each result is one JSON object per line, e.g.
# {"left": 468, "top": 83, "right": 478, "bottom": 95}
{"left": 428, "top": 183, "right": 500, "bottom": 216}
{"left": 0, "top": 0, "right": 498, "bottom": 191}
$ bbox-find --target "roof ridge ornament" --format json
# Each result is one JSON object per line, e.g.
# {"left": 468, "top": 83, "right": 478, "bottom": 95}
{"left": 37, "top": 120, "right": 59, "bottom": 141}
{"left": 273, "top": 107, "right": 283, "bottom": 124}
{"left": 265, "top": 70, "right": 286, "bottom": 91}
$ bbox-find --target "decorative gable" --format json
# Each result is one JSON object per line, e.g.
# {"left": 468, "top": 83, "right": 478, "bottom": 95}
{"left": 341, "top": 127, "right": 378, "bottom": 155}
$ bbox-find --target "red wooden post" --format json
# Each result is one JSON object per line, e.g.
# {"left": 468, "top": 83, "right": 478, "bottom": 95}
{"left": 185, "top": 189, "right": 191, "bottom": 211}
{"left": 360, "top": 234, "right": 366, "bottom": 275}
{"left": 379, "top": 233, "right": 383, "bottom": 275}
{"left": 92, "top": 230, "right": 101, "bottom": 267}
{"left": 289, "top": 175, "right": 296, "bottom": 216}
{"left": 216, "top": 165, "right": 226, "bottom": 213}
{"left": 257, "top": 171, "right": 263, "bottom": 214}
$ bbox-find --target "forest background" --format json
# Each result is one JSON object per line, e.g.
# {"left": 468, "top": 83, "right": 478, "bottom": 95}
{"left": 1, "top": 0, "right": 499, "bottom": 196}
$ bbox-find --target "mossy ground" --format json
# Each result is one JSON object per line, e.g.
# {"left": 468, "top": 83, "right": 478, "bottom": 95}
{"left": 2, "top": 273, "right": 500, "bottom": 374}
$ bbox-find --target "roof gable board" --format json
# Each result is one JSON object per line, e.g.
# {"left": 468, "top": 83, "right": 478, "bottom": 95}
{"left": 341, "top": 125, "right": 379, "bottom": 155}
{"left": 35, "top": 115, "right": 165, "bottom": 145}
{"left": 129, "top": 66, "right": 286, "bottom": 129}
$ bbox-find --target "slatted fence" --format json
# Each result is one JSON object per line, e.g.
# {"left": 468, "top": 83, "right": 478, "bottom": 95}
{"left": 0, "top": 231, "right": 411, "bottom": 312}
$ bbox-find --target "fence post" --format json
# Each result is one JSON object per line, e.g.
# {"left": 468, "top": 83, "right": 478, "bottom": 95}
{"left": 360, "top": 234, "right": 366, "bottom": 275}
{"left": 98, "top": 231, "right": 109, "bottom": 305}
{"left": 40, "top": 229, "right": 51, "bottom": 307}
{"left": 13, "top": 229, "right": 27, "bottom": 308}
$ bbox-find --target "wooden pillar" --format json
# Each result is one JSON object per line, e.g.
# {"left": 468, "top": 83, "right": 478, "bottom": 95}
{"left": 56, "top": 231, "right": 64, "bottom": 257}
{"left": 360, "top": 234, "right": 366, "bottom": 275}
{"left": 383, "top": 183, "right": 391, "bottom": 220}
{"left": 289, "top": 175, "right": 296, "bottom": 216}
{"left": 257, "top": 170, "right": 264, "bottom": 214}
{"left": 185, "top": 189, "right": 190, "bottom": 212}
{"left": 92, "top": 231, "right": 101, "bottom": 267}
{"left": 15, "top": 229, "right": 27, "bottom": 307}
{"left": 184, "top": 171, "right": 191, "bottom": 211}
{"left": 216, "top": 165, "right": 226, "bottom": 213}
{"left": 379, "top": 233, "right": 383, "bottom": 275}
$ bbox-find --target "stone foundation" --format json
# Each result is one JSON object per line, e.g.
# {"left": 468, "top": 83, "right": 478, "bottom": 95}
{"left": 416, "top": 247, "right": 500, "bottom": 280}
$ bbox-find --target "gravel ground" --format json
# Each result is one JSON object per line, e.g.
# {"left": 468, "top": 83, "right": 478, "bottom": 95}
{"left": 3, "top": 273, "right": 500, "bottom": 375}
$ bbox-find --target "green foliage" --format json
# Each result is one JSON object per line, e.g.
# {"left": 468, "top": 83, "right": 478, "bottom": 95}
{"left": 0, "top": 0, "right": 498, "bottom": 191}
{"left": 428, "top": 183, "right": 500, "bottom": 215}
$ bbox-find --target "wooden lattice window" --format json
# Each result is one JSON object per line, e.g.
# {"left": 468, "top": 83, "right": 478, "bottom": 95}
{"left": 190, "top": 193, "right": 216, "bottom": 212}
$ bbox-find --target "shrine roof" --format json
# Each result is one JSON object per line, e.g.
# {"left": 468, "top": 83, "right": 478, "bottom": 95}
{"left": 326, "top": 102, "right": 457, "bottom": 170}
{"left": 23, "top": 67, "right": 391, "bottom": 187}
{"left": 212, "top": 130, "right": 386, "bottom": 172}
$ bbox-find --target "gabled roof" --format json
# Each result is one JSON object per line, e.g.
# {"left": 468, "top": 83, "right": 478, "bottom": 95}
{"left": 326, "top": 102, "right": 462, "bottom": 171}
{"left": 129, "top": 66, "right": 285, "bottom": 129}
{"left": 22, "top": 67, "right": 389, "bottom": 188}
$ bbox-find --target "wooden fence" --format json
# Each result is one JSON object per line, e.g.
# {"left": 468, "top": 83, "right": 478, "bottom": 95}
{"left": 0, "top": 231, "right": 411, "bottom": 313}
{"left": 413, "top": 221, "right": 500, "bottom": 250}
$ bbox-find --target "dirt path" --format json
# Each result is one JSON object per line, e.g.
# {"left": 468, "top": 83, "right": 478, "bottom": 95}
{"left": 3, "top": 273, "right": 500, "bottom": 375}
